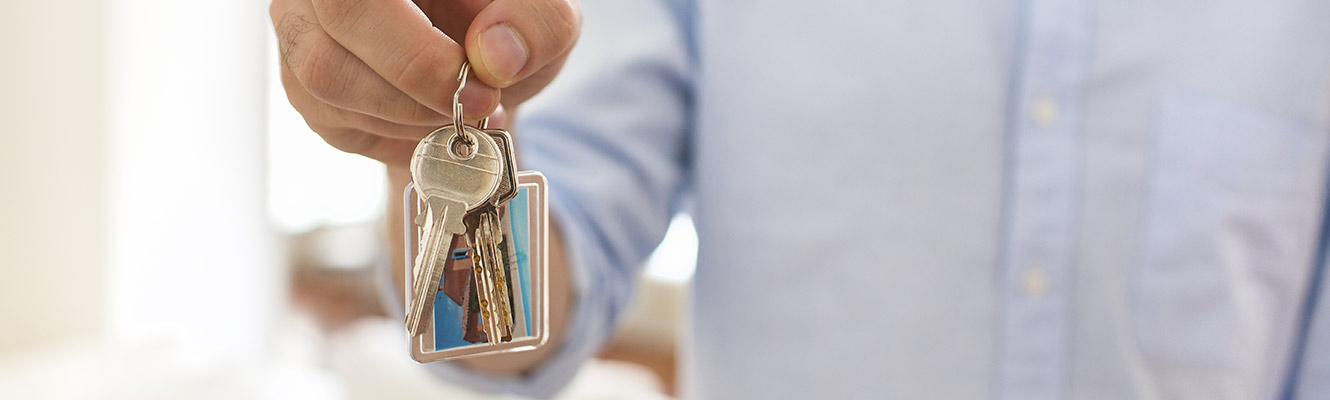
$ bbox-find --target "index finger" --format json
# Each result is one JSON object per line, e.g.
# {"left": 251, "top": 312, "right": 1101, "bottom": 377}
{"left": 311, "top": 0, "right": 500, "bottom": 120}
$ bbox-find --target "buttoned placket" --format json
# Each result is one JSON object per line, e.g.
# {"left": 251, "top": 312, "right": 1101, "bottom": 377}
{"left": 995, "top": 1, "right": 1094, "bottom": 399}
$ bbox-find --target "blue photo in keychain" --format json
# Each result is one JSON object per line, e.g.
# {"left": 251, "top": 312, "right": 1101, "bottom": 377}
{"left": 404, "top": 172, "right": 549, "bottom": 362}
{"left": 430, "top": 187, "right": 534, "bottom": 349}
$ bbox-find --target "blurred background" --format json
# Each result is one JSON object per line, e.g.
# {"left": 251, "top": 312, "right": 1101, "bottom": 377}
{"left": 0, "top": 1, "right": 692, "bottom": 398}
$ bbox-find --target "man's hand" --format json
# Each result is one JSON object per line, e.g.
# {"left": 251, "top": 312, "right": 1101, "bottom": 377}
{"left": 270, "top": 0, "right": 581, "bottom": 170}
{"left": 273, "top": 0, "right": 581, "bottom": 378}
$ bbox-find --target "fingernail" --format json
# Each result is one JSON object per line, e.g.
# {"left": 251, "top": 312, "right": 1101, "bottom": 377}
{"left": 478, "top": 23, "right": 528, "bottom": 83}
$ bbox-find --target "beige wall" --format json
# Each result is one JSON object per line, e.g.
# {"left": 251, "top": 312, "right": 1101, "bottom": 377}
{"left": 0, "top": 1, "right": 108, "bottom": 353}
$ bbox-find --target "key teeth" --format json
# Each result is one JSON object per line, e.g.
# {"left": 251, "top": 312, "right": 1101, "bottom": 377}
{"left": 473, "top": 211, "right": 514, "bottom": 345}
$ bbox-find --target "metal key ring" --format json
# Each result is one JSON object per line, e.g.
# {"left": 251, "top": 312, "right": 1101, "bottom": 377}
{"left": 453, "top": 61, "right": 475, "bottom": 145}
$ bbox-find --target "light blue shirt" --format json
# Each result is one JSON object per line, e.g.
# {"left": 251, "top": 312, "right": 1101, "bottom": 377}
{"left": 405, "top": 0, "right": 1330, "bottom": 398}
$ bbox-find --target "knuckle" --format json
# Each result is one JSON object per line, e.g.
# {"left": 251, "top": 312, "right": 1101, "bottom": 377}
{"left": 280, "top": 70, "right": 323, "bottom": 116}
{"left": 278, "top": 65, "right": 304, "bottom": 97}
{"left": 298, "top": 49, "right": 353, "bottom": 104}
{"left": 544, "top": 0, "right": 582, "bottom": 47}
{"left": 390, "top": 46, "right": 459, "bottom": 105}
{"left": 309, "top": 0, "right": 363, "bottom": 37}
{"left": 273, "top": 11, "right": 319, "bottom": 70}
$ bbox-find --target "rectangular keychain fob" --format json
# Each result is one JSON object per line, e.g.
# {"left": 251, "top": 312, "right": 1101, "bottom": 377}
{"left": 402, "top": 171, "right": 550, "bottom": 362}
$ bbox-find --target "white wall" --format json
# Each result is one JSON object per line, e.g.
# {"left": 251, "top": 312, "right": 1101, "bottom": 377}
{"left": 0, "top": 0, "right": 109, "bottom": 354}
{"left": 0, "top": 0, "right": 277, "bottom": 364}
{"left": 103, "top": 0, "right": 276, "bottom": 362}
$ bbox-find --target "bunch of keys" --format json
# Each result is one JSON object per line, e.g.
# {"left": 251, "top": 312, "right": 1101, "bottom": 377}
{"left": 403, "top": 61, "right": 548, "bottom": 361}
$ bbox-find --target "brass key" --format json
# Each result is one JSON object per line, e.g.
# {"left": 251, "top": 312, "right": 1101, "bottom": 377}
{"left": 466, "top": 207, "right": 514, "bottom": 343}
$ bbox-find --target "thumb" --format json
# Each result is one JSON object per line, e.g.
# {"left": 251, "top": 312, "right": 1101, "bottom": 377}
{"left": 465, "top": 0, "right": 581, "bottom": 87}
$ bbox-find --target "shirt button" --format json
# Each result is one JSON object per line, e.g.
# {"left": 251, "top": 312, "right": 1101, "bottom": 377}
{"left": 1030, "top": 95, "right": 1059, "bottom": 127}
{"left": 1020, "top": 265, "right": 1049, "bottom": 298}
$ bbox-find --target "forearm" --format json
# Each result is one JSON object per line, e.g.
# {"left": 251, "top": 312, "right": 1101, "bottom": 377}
{"left": 386, "top": 165, "right": 576, "bottom": 374}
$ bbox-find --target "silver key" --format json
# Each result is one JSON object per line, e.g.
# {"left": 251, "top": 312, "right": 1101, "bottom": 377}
{"left": 485, "top": 128, "right": 519, "bottom": 206}
{"left": 406, "top": 125, "right": 504, "bottom": 337}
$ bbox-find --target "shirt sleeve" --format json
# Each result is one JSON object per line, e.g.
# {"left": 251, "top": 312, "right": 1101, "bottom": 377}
{"left": 409, "top": 0, "right": 696, "bottom": 397}
{"left": 1291, "top": 244, "right": 1330, "bottom": 398}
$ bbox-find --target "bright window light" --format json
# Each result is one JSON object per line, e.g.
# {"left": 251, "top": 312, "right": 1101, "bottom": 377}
{"left": 644, "top": 214, "right": 698, "bottom": 283}
{"left": 264, "top": 29, "right": 387, "bottom": 234}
